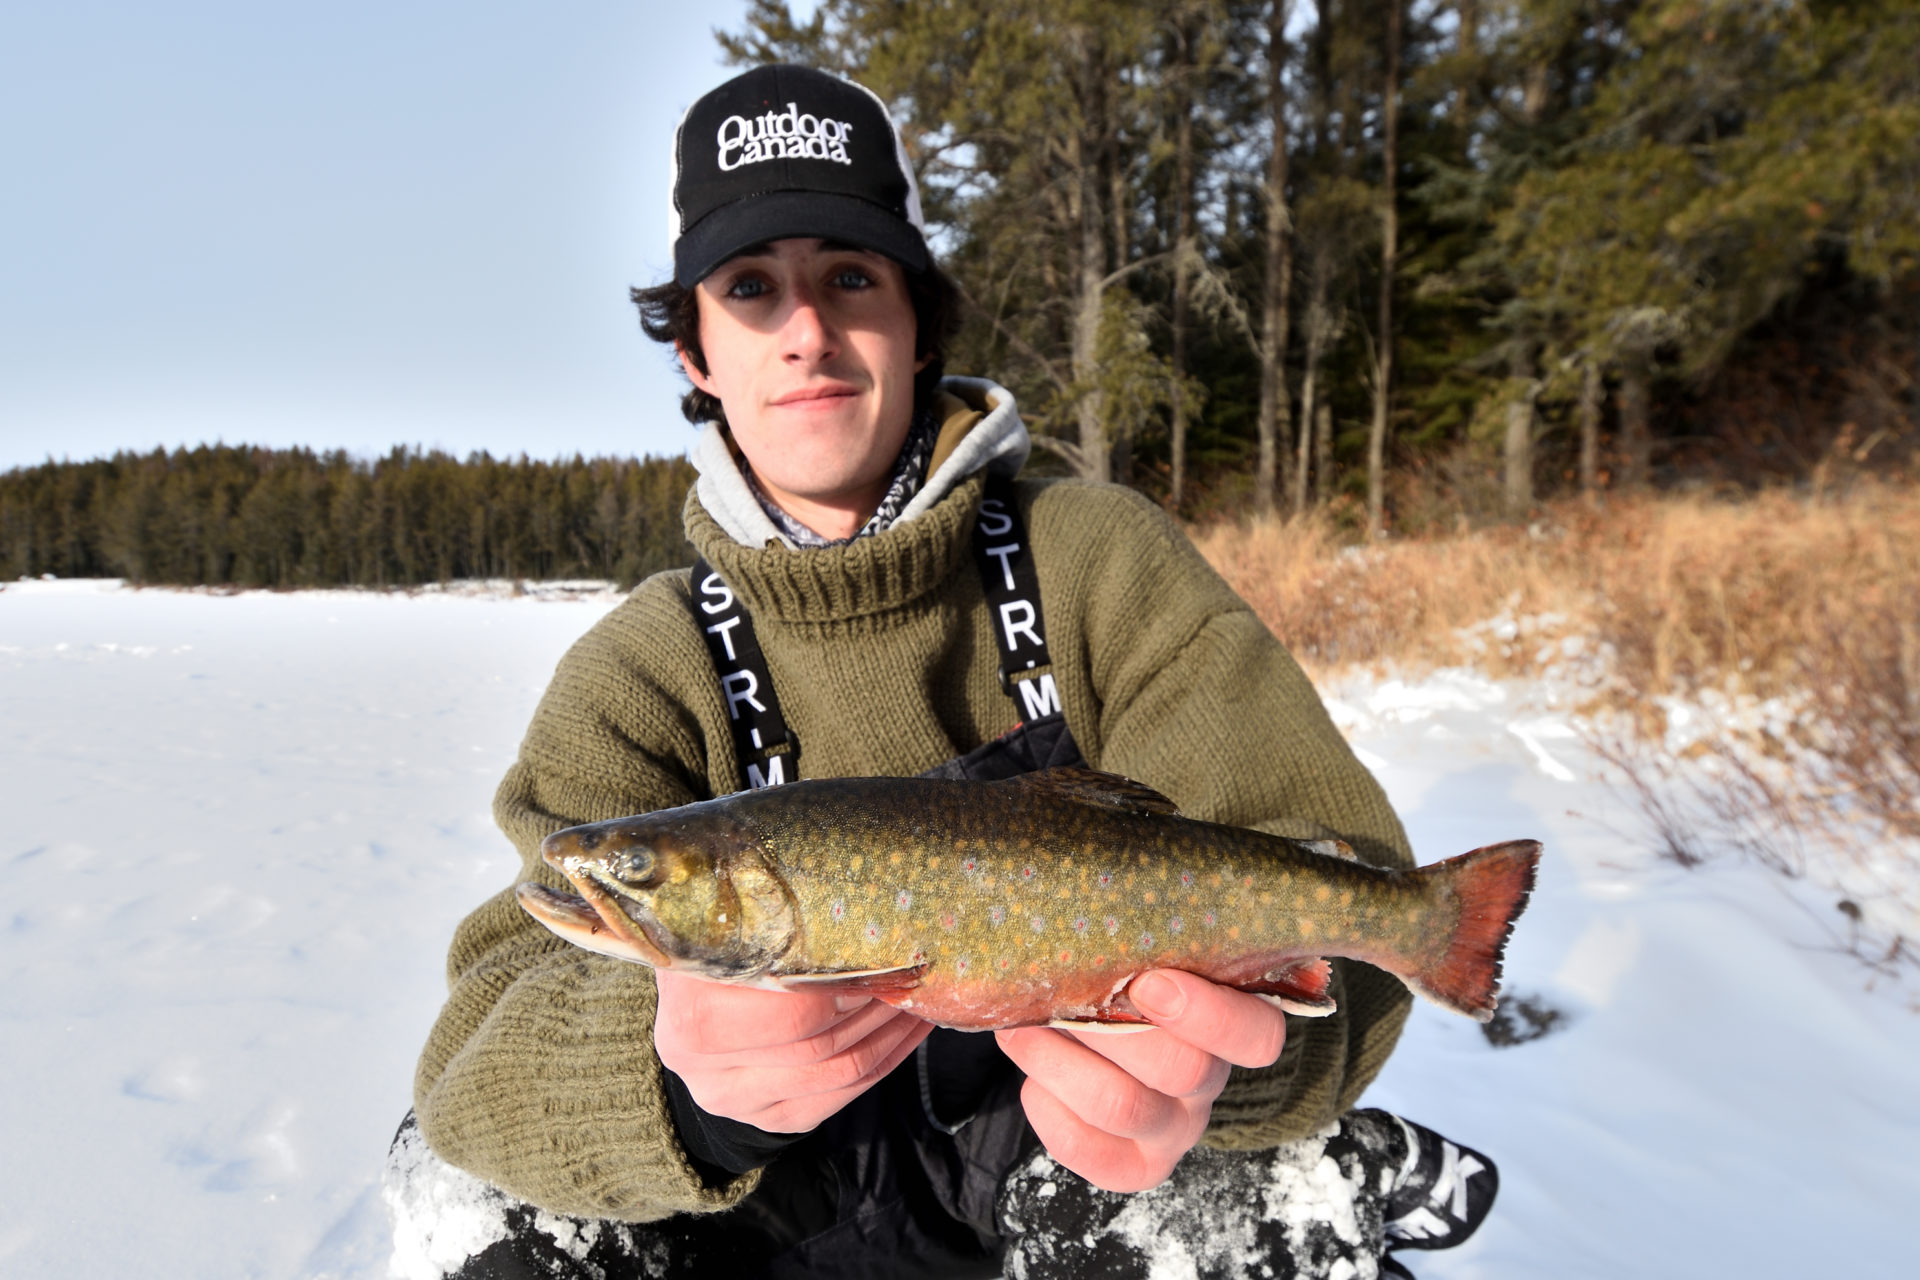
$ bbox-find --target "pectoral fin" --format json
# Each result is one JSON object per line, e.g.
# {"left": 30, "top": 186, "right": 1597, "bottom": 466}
{"left": 772, "top": 964, "right": 928, "bottom": 995}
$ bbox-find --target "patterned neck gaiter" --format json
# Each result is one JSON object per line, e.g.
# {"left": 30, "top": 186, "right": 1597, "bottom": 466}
{"left": 747, "top": 405, "right": 942, "bottom": 549}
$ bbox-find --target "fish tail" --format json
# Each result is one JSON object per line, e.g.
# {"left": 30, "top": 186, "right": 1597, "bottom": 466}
{"left": 1404, "top": 840, "right": 1541, "bottom": 1022}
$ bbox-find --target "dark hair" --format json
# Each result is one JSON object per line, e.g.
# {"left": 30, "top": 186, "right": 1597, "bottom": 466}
{"left": 631, "top": 259, "right": 960, "bottom": 427}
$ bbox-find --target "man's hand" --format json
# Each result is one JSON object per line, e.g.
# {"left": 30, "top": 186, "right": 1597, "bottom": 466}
{"left": 653, "top": 968, "right": 932, "bottom": 1133}
{"left": 993, "top": 969, "right": 1287, "bottom": 1193}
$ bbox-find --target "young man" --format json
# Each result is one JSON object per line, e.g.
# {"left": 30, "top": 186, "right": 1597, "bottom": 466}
{"left": 388, "top": 65, "right": 1496, "bottom": 1279}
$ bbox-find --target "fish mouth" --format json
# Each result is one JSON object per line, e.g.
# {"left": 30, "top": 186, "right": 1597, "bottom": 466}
{"left": 515, "top": 877, "right": 675, "bottom": 968}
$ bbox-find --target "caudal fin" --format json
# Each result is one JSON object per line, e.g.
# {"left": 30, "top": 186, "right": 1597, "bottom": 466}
{"left": 1405, "top": 840, "right": 1540, "bottom": 1021}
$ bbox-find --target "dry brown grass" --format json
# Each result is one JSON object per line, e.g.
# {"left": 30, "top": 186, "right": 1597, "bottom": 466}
{"left": 1194, "top": 481, "right": 1920, "bottom": 975}
{"left": 1193, "top": 482, "right": 1920, "bottom": 710}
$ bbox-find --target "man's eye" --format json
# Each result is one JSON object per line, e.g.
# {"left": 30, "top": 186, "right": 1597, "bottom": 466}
{"left": 832, "top": 268, "right": 874, "bottom": 289}
{"left": 724, "top": 276, "right": 770, "bottom": 300}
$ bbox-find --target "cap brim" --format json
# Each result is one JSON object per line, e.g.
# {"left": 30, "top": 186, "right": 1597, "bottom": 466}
{"left": 674, "top": 190, "right": 929, "bottom": 287}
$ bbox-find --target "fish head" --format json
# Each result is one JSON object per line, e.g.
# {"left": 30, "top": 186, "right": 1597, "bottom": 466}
{"left": 519, "top": 806, "right": 796, "bottom": 981}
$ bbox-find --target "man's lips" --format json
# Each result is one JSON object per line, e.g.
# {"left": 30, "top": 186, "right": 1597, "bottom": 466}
{"left": 770, "top": 382, "right": 861, "bottom": 406}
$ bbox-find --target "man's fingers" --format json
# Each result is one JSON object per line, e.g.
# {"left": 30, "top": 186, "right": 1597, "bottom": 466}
{"left": 784, "top": 1008, "right": 932, "bottom": 1098}
{"left": 654, "top": 969, "right": 862, "bottom": 1056}
{"left": 745, "top": 997, "right": 914, "bottom": 1070}
{"left": 736, "top": 1015, "right": 934, "bottom": 1132}
{"left": 1016, "top": 1076, "right": 1181, "bottom": 1194}
{"left": 1064, "top": 1021, "right": 1231, "bottom": 1101}
{"left": 1127, "top": 969, "right": 1287, "bottom": 1069}
{"left": 994, "top": 1027, "right": 1185, "bottom": 1142}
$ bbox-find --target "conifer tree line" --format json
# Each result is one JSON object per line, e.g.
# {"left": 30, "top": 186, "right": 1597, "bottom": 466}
{"left": 723, "top": 0, "right": 1920, "bottom": 526}
{"left": 0, "top": 446, "right": 697, "bottom": 589}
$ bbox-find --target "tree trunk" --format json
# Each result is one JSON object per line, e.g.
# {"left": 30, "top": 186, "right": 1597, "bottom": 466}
{"left": 1069, "top": 29, "right": 1112, "bottom": 483}
{"left": 1619, "top": 353, "right": 1652, "bottom": 488}
{"left": 1454, "top": 0, "right": 1479, "bottom": 127}
{"left": 1522, "top": 60, "right": 1549, "bottom": 123}
{"left": 1168, "top": 13, "right": 1200, "bottom": 515}
{"left": 1294, "top": 263, "right": 1332, "bottom": 516}
{"left": 1504, "top": 347, "right": 1535, "bottom": 516}
{"left": 1579, "top": 357, "right": 1602, "bottom": 502}
{"left": 1293, "top": 352, "right": 1317, "bottom": 518}
{"left": 1255, "top": 0, "right": 1294, "bottom": 516}
{"left": 1366, "top": 0, "right": 1401, "bottom": 538}
{"left": 1315, "top": 398, "right": 1334, "bottom": 506}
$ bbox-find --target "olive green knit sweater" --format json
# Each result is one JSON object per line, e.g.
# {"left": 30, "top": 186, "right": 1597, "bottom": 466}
{"left": 412, "top": 470, "right": 1414, "bottom": 1223}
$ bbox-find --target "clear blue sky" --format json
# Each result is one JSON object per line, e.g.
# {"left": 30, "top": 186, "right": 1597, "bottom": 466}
{"left": 0, "top": 0, "right": 764, "bottom": 471}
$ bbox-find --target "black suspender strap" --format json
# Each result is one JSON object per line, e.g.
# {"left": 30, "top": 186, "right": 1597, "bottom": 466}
{"left": 691, "top": 473, "right": 1055, "bottom": 792}
{"left": 971, "top": 473, "right": 1061, "bottom": 723}
{"left": 689, "top": 558, "right": 799, "bottom": 791}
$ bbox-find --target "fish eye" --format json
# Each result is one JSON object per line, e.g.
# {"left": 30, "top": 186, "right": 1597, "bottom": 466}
{"left": 617, "top": 850, "right": 657, "bottom": 884}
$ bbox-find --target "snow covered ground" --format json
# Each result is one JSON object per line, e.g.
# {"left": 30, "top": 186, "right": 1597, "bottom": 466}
{"left": 2, "top": 579, "right": 1914, "bottom": 1278}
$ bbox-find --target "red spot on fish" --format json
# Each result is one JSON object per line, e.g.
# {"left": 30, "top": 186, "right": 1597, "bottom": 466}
{"left": 989, "top": 906, "right": 1006, "bottom": 926}
{"left": 941, "top": 913, "right": 956, "bottom": 930}
{"left": 1104, "top": 916, "right": 1119, "bottom": 936}
{"left": 1030, "top": 916, "right": 1045, "bottom": 932}
{"left": 1022, "top": 865, "right": 1036, "bottom": 880}
{"left": 1170, "top": 916, "right": 1184, "bottom": 933}
{"left": 831, "top": 900, "right": 846, "bottom": 920}
{"left": 865, "top": 922, "right": 880, "bottom": 941}
{"left": 956, "top": 957, "right": 970, "bottom": 974}
{"left": 1204, "top": 911, "right": 1216, "bottom": 927}
{"left": 1058, "top": 950, "right": 1071, "bottom": 963}
{"left": 896, "top": 889, "right": 912, "bottom": 910}
{"left": 1140, "top": 932, "right": 1155, "bottom": 948}
{"left": 963, "top": 859, "right": 977, "bottom": 873}
{"left": 1180, "top": 871, "right": 1193, "bottom": 886}
{"left": 1072, "top": 917, "right": 1090, "bottom": 934}
{"left": 1098, "top": 872, "right": 1113, "bottom": 887}
{"left": 1243, "top": 875, "right": 1254, "bottom": 888}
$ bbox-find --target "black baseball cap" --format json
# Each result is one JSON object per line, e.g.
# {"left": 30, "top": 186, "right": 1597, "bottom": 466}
{"left": 669, "top": 64, "right": 929, "bottom": 287}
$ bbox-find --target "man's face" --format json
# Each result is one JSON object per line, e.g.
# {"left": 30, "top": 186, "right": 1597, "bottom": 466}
{"left": 680, "top": 237, "right": 927, "bottom": 539}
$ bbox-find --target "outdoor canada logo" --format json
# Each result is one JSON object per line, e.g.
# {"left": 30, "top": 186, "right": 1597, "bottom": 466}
{"left": 716, "top": 102, "right": 854, "bottom": 170}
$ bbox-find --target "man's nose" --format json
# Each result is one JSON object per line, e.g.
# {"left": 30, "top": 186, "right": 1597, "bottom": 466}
{"left": 780, "top": 285, "right": 839, "bottom": 362}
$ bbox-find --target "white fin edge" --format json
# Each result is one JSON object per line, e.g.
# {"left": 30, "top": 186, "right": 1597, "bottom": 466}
{"left": 1257, "top": 992, "right": 1338, "bottom": 1018}
{"left": 1048, "top": 1019, "right": 1156, "bottom": 1033}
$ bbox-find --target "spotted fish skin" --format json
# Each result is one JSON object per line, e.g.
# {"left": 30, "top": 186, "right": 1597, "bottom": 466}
{"left": 516, "top": 768, "right": 1540, "bottom": 1029}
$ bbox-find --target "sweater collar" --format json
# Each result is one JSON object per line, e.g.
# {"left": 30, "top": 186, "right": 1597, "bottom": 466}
{"left": 684, "top": 469, "right": 987, "bottom": 624}
{"left": 681, "top": 378, "right": 1027, "bottom": 624}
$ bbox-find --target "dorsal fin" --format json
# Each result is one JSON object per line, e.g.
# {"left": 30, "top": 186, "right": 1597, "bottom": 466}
{"left": 1004, "top": 767, "right": 1182, "bottom": 816}
{"left": 1302, "top": 838, "right": 1359, "bottom": 862}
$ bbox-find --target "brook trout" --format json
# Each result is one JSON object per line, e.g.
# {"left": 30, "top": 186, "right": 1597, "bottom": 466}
{"left": 516, "top": 767, "right": 1539, "bottom": 1029}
